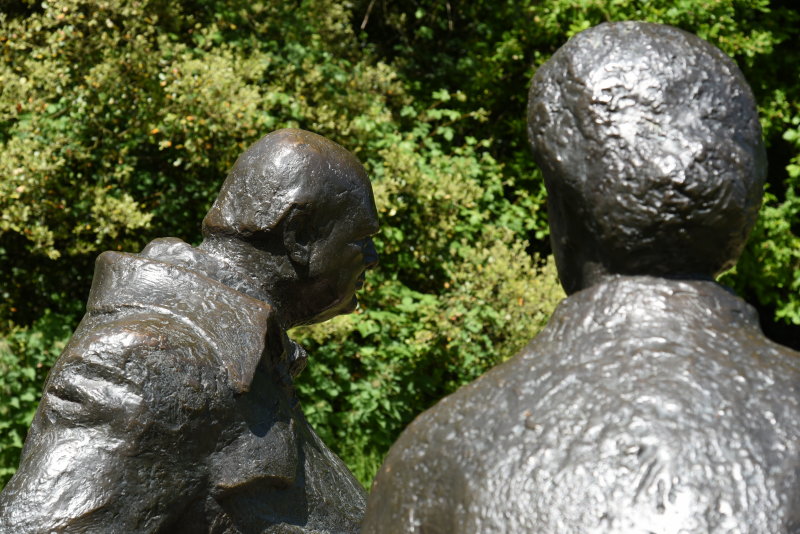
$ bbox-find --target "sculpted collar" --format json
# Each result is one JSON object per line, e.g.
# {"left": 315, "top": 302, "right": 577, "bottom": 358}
{"left": 86, "top": 243, "right": 291, "bottom": 393}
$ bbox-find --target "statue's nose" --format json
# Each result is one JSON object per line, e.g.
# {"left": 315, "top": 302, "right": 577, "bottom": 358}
{"left": 362, "top": 238, "right": 379, "bottom": 269}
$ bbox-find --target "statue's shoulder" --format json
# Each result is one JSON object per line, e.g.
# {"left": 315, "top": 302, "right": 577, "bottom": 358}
{"left": 366, "top": 278, "right": 800, "bottom": 533}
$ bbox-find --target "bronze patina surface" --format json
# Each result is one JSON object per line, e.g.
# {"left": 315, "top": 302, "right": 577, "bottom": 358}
{"left": 0, "top": 129, "right": 379, "bottom": 533}
{"left": 363, "top": 22, "right": 800, "bottom": 533}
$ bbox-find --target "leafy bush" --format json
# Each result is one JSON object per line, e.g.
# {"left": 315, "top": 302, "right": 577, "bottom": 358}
{"left": 355, "top": 0, "right": 800, "bottom": 336}
{"left": 294, "top": 118, "right": 565, "bottom": 480}
{"left": 0, "top": 0, "right": 562, "bottom": 488}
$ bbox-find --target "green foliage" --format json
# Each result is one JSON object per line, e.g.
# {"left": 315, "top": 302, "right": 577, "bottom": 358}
{"left": 0, "top": 0, "right": 562, "bottom": 488}
{"left": 294, "top": 118, "right": 564, "bottom": 481}
{"left": 0, "top": 0, "right": 400, "bottom": 323}
{"left": 355, "top": 0, "right": 800, "bottom": 333}
{"left": 1, "top": 0, "right": 799, "bottom": 490}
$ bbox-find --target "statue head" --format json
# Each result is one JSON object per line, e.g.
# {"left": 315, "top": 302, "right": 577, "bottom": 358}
{"left": 202, "top": 129, "right": 379, "bottom": 327}
{"left": 528, "top": 21, "right": 766, "bottom": 294}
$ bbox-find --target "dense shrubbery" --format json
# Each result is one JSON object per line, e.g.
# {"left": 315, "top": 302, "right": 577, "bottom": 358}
{"left": 1, "top": 0, "right": 798, "bottom": 487}
{"left": 353, "top": 0, "right": 800, "bottom": 332}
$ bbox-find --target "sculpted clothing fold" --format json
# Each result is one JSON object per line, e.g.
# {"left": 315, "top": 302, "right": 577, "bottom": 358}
{"left": 364, "top": 276, "right": 800, "bottom": 533}
{"left": 0, "top": 238, "right": 365, "bottom": 533}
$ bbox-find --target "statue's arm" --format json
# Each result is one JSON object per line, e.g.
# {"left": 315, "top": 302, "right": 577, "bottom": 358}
{"left": 0, "top": 343, "right": 143, "bottom": 531}
{"left": 0, "top": 320, "right": 206, "bottom": 533}
{"left": 362, "top": 413, "right": 457, "bottom": 534}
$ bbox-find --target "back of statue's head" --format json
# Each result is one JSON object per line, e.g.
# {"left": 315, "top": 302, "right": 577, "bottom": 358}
{"left": 202, "top": 128, "right": 372, "bottom": 240}
{"left": 528, "top": 22, "right": 765, "bottom": 290}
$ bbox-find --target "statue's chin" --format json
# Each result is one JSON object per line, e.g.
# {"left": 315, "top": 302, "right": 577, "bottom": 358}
{"left": 331, "top": 295, "right": 359, "bottom": 318}
{"left": 303, "top": 295, "right": 358, "bottom": 326}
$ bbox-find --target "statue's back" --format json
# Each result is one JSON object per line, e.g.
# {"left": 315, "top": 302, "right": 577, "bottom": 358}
{"left": 363, "top": 22, "right": 800, "bottom": 534}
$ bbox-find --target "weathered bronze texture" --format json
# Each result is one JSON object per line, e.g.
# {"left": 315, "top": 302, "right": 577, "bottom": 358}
{"left": 363, "top": 22, "right": 800, "bottom": 533}
{"left": 0, "top": 129, "right": 379, "bottom": 533}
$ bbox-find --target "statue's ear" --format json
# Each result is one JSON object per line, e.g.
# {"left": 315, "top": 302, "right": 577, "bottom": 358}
{"left": 281, "top": 205, "right": 311, "bottom": 267}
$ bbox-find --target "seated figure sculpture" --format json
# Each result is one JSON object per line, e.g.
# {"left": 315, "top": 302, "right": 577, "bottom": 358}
{"left": 363, "top": 22, "right": 800, "bottom": 533}
{"left": 0, "top": 129, "right": 378, "bottom": 533}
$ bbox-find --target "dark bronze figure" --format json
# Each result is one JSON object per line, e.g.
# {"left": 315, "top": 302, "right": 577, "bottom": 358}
{"left": 363, "top": 22, "right": 800, "bottom": 533}
{"left": 0, "top": 129, "right": 379, "bottom": 533}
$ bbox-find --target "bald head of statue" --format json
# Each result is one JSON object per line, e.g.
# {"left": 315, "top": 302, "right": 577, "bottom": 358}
{"left": 527, "top": 22, "right": 766, "bottom": 295}
{"left": 200, "top": 129, "right": 379, "bottom": 328}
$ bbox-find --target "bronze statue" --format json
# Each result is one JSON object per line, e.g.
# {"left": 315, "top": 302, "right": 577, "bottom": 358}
{"left": 363, "top": 22, "right": 800, "bottom": 533}
{"left": 0, "top": 129, "right": 378, "bottom": 533}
